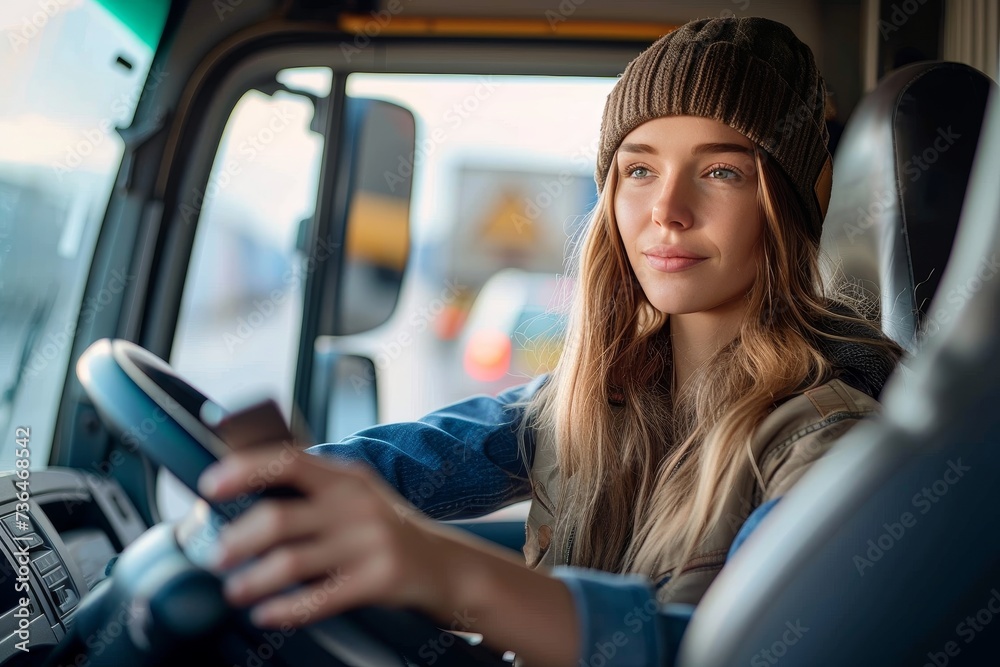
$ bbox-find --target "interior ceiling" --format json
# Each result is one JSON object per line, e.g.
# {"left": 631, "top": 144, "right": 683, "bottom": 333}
{"left": 379, "top": 0, "right": 827, "bottom": 62}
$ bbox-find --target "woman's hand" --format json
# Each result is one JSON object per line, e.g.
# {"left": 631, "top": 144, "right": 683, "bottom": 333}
{"left": 197, "top": 446, "right": 457, "bottom": 628}
{"left": 198, "top": 445, "right": 582, "bottom": 666}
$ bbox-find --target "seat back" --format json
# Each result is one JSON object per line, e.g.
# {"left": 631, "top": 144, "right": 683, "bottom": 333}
{"left": 821, "top": 61, "right": 995, "bottom": 352}
{"left": 678, "top": 82, "right": 1000, "bottom": 665}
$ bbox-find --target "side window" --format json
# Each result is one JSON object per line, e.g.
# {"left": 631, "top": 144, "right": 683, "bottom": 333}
{"left": 170, "top": 68, "right": 331, "bottom": 414}
{"left": 0, "top": 0, "right": 168, "bottom": 470}
{"left": 162, "top": 69, "right": 330, "bottom": 518}
{"left": 334, "top": 74, "right": 612, "bottom": 426}
{"left": 162, "top": 70, "right": 613, "bottom": 517}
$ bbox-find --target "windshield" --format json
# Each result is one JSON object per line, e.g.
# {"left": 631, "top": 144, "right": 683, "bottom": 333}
{"left": 0, "top": 0, "right": 169, "bottom": 470}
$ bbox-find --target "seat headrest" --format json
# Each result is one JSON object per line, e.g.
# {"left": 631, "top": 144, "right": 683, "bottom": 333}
{"left": 821, "top": 61, "right": 996, "bottom": 353}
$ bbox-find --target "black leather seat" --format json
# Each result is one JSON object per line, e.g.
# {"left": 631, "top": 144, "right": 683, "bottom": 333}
{"left": 821, "top": 61, "right": 996, "bottom": 353}
{"left": 677, "top": 77, "right": 1000, "bottom": 665}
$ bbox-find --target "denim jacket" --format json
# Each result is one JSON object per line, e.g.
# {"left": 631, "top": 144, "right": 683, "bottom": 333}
{"left": 308, "top": 374, "right": 882, "bottom": 665}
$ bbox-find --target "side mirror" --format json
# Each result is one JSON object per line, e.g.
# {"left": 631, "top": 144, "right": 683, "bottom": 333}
{"left": 336, "top": 97, "right": 414, "bottom": 335}
{"left": 309, "top": 347, "right": 378, "bottom": 443}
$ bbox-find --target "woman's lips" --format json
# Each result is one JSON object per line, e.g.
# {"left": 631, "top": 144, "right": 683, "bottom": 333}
{"left": 644, "top": 255, "right": 707, "bottom": 272}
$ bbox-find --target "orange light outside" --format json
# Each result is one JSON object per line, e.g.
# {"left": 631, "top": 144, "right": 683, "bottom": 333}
{"left": 463, "top": 329, "right": 512, "bottom": 382}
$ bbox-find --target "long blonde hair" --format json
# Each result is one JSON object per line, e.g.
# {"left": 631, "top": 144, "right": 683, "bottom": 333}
{"left": 521, "top": 149, "right": 901, "bottom": 578}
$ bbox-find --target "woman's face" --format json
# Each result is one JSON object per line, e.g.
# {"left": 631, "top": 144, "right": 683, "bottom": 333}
{"left": 614, "top": 115, "right": 763, "bottom": 316}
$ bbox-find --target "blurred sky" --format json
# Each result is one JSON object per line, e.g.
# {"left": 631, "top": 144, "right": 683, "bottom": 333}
{"left": 0, "top": 0, "right": 149, "bottom": 170}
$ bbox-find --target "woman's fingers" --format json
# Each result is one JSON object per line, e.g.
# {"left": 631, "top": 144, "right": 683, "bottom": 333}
{"left": 198, "top": 445, "right": 367, "bottom": 499}
{"left": 215, "top": 498, "right": 319, "bottom": 569}
{"left": 247, "top": 552, "right": 395, "bottom": 628}
{"left": 190, "top": 444, "right": 445, "bottom": 623}
{"left": 224, "top": 523, "right": 385, "bottom": 606}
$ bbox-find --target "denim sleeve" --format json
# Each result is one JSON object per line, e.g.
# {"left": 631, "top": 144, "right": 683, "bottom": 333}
{"left": 550, "top": 567, "right": 693, "bottom": 666}
{"left": 549, "top": 498, "right": 782, "bottom": 665}
{"left": 727, "top": 497, "right": 781, "bottom": 558}
{"left": 306, "top": 375, "right": 547, "bottom": 520}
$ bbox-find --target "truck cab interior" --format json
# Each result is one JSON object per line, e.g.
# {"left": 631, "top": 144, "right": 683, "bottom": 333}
{"left": 1, "top": 1, "right": 999, "bottom": 665}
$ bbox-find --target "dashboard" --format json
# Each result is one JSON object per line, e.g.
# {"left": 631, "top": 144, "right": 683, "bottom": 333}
{"left": 0, "top": 469, "right": 146, "bottom": 663}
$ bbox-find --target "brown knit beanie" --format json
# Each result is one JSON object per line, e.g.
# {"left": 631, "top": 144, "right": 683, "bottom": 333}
{"left": 597, "top": 17, "right": 833, "bottom": 239}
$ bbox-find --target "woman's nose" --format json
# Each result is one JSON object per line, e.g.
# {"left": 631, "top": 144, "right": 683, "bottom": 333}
{"left": 651, "top": 175, "right": 695, "bottom": 229}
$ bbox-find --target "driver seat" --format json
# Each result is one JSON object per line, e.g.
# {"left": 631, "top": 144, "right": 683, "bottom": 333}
{"left": 821, "top": 61, "right": 996, "bottom": 355}
{"left": 677, "top": 63, "right": 1000, "bottom": 666}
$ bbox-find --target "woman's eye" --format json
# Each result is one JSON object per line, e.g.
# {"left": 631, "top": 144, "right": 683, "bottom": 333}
{"left": 707, "top": 167, "right": 739, "bottom": 180}
{"left": 627, "top": 166, "right": 650, "bottom": 179}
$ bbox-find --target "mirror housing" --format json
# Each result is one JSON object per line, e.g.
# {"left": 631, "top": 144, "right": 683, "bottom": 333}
{"left": 336, "top": 97, "right": 414, "bottom": 335}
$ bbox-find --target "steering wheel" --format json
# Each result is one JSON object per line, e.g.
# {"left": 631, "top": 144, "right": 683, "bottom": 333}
{"left": 61, "top": 338, "right": 511, "bottom": 667}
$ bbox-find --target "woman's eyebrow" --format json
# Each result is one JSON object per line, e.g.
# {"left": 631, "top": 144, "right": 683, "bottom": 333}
{"left": 692, "top": 142, "right": 754, "bottom": 157}
{"left": 618, "top": 142, "right": 755, "bottom": 157}
{"left": 618, "top": 142, "right": 657, "bottom": 155}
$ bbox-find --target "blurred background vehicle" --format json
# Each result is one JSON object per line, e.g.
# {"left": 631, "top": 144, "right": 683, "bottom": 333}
{"left": 458, "top": 268, "right": 571, "bottom": 396}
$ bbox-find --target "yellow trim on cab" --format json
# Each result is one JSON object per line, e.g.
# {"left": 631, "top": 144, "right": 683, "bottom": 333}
{"left": 337, "top": 15, "right": 678, "bottom": 41}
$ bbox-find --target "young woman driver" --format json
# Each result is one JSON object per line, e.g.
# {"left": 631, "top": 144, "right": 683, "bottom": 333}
{"left": 197, "top": 16, "right": 901, "bottom": 666}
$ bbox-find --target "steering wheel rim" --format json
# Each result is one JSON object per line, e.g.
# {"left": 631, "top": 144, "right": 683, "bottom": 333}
{"left": 75, "top": 338, "right": 511, "bottom": 667}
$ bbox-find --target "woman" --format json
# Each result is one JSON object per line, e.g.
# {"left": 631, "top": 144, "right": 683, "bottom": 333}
{"left": 198, "top": 16, "right": 901, "bottom": 666}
